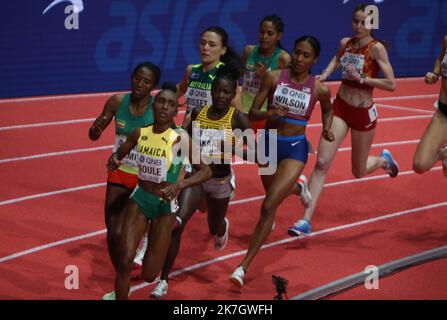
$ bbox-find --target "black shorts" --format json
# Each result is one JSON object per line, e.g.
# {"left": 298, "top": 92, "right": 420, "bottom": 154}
{"left": 438, "top": 100, "right": 447, "bottom": 118}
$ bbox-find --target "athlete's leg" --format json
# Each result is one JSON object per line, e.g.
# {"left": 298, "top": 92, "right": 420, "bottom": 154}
{"left": 114, "top": 200, "right": 148, "bottom": 299}
{"left": 159, "top": 184, "right": 203, "bottom": 281}
{"left": 350, "top": 127, "right": 387, "bottom": 178}
{"left": 104, "top": 183, "right": 132, "bottom": 271}
{"left": 238, "top": 159, "right": 305, "bottom": 271}
{"left": 413, "top": 111, "right": 447, "bottom": 173}
{"left": 302, "top": 117, "right": 349, "bottom": 222}
{"left": 141, "top": 212, "right": 177, "bottom": 283}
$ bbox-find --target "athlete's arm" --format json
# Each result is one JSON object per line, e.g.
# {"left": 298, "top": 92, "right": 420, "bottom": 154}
{"left": 180, "top": 131, "right": 212, "bottom": 189}
{"left": 106, "top": 128, "right": 140, "bottom": 170}
{"left": 363, "top": 42, "right": 396, "bottom": 91}
{"left": 315, "top": 80, "right": 335, "bottom": 142}
{"left": 242, "top": 45, "right": 255, "bottom": 66}
{"left": 426, "top": 35, "right": 447, "bottom": 84}
{"left": 248, "top": 70, "right": 287, "bottom": 120}
{"left": 89, "top": 94, "right": 122, "bottom": 140}
{"left": 177, "top": 65, "right": 193, "bottom": 97}
{"left": 232, "top": 111, "right": 257, "bottom": 162}
{"left": 277, "top": 50, "right": 291, "bottom": 69}
{"left": 318, "top": 37, "right": 350, "bottom": 82}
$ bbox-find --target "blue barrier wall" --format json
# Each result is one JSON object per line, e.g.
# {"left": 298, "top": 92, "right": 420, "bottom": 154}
{"left": 1, "top": 0, "right": 446, "bottom": 98}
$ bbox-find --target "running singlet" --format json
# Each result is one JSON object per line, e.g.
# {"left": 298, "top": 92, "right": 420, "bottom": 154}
{"left": 193, "top": 105, "right": 235, "bottom": 161}
{"left": 242, "top": 46, "right": 282, "bottom": 113}
{"left": 113, "top": 93, "right": 154, "bottom": 174}
{"left": 339, "top": 38, "right": 379, "bottom": 89}
{"left": 185, "top": 62, "right": 224, "bottom": 113}
{"left": 135, "top": 125, "right": 183, "bottom": 184}
{"left": 268, "top": 69, "right": 318, "bottom": 124}
{"left": 442, "top": 49, "right": 447, "bottom": 78}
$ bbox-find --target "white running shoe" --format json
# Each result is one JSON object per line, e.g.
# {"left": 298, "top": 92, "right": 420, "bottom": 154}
{"left": 133, "top": 234, "right": 148, "bottom": 269}
{"left": 214, "top": 218, "right": 229, "bottom": 251}
{"left": 229, "top": 169, "right": 236, "bottom": 199}
{"left": 297, "top": 175, "right": 311, "bottom": 208}
{"left": 102, "top": 291, "right": 130, "bottom": 300}
{"left": 150, "top": 280, "right": 168, "bottom": 299}
{"left": 229, "top": 266, "right": 245, "bottom": 287}
{"left": 102, "top": 291, "right": 116, "bottom": 300}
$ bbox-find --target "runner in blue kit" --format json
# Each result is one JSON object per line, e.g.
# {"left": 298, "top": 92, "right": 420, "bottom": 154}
{"left": 229, "top": 36, "right": 335, "bottom": 287}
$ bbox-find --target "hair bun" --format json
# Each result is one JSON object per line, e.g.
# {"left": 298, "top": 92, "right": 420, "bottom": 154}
{"left": 161, "top": 82, "right": 177, "bottom": 93}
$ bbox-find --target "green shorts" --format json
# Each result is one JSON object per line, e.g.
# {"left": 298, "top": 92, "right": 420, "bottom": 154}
{"left": 130, "top": 185, "right": 178, "bottom": 220}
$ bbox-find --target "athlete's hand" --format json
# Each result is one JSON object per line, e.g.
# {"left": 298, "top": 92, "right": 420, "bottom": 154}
{"left": 106, "top": 153, "right": 121, "bottom": 171}
{"left": 89, "top": 115, "right": 107, "bottom": 140}
{"left": 316, "top": 72, "right": 328, "bottom": 82}
{"left": 267, "top": 106, "right": 289, "bottom": 119}
{"left": 254, "top": 62, "right": 269, "bottom": 80}
{"left": 160, "top": 182, "right": 180, "bottom": 200}
{"left": 425, "top": 72, "right": 439, "bottom": 84}
{"left": 322, "top": 128, "right": 335, "bottom": 142}
{"left": 346, "top": 64, "right": 361, "bottom": 82}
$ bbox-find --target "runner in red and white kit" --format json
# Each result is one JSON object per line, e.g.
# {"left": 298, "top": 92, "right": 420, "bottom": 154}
{"left": 288, "top": 3, "right": 398, "bottom": 237}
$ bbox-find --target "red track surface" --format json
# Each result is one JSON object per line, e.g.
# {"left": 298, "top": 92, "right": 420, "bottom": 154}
{"left": 0, "top": 78, "right": 446, "bottom": 300}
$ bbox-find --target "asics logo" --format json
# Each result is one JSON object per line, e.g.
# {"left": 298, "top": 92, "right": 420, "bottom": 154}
{"left": 291, "top": 141, "right": 301, "bottom": 147}
{"left": 42, "top": 0, "right": 84, "bottom": 14}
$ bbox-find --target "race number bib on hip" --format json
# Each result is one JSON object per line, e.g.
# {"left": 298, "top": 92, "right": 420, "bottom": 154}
{"left": 368, "top": 104, "right": 378, "bottom": 123}
{"left": 273, "top": 85, "right": 311, "bottom": 117}
{"left": 137, "top": 154, "right": 168, "bottom": 183}
{"left": 170, "top": 198, "right": 179, "bottom": 213}
{"left": 113, "top": 135, "right": 138, "bottom": 168}
{"left": 340, "top": 52, "right": 365, "bottom": 80}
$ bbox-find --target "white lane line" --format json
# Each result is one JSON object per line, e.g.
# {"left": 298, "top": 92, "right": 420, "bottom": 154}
{"left": 0, "top": 230, "right": 107, "bottom": 263}
{"left": 377, "top": 104, "right": 434, "bottom": 114}
{"left": 130, "top": 199, "right": 447, "bottom": 294}
{"left": 0, "top": 92, "right": 126, "bottom": 104}
{"left": 305, "top": 114, "right": 430, "bottom": 129}
{"left": 0, "top": 183, "right": 106, "bottom": 207}
{"left": 0, "top": 146, "right": 113, "bottom": 164}
{"left": 0, "top": 139, "right": 428, "bottom": 205}
{"left": 0, "top": 112, "right": 186, "bottom": 131}
{"left": 0, "top": 167, "right": 441, "bottom": 264}
{"left": 0, "top": 118, "right": 95, "bottom": 131}
{"left": 0, "top": 137, "right": 420, "bottom": 165}
{"left": 0, "top": 77, "right": 426, "bottom": 104}
{"left": 374, "top": 94, "right": 437, "bottom": 102}
{"left": 379, "top": 115, "right": 432, "bottom": 123}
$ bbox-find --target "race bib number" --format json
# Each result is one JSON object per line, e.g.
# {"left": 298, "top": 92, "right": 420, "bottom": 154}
{"left": 137, "top": 154, "right": 168, "bottom": 183}
{"left": 185, "top": 87, "right": 212, "bottom": 112}
{"left": 170, "top": 198, "right": 179, "bottom": 213}
{"left": 113, "top": 135, "right": 138, "bottom": 168}
{"left": 273, "top": 85, "right": 311, "bottom": 116}
{"left": 243, "top": 70, "right": 261, "bottom": 95}
{"left": 340, "top": 52, "right": 365, "bottom": 80}
{"left": 368, "top": 104, "right": 378, "bottom": 123}
{"left": 197, "top": 128, "right": 227, "bottom": 157}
